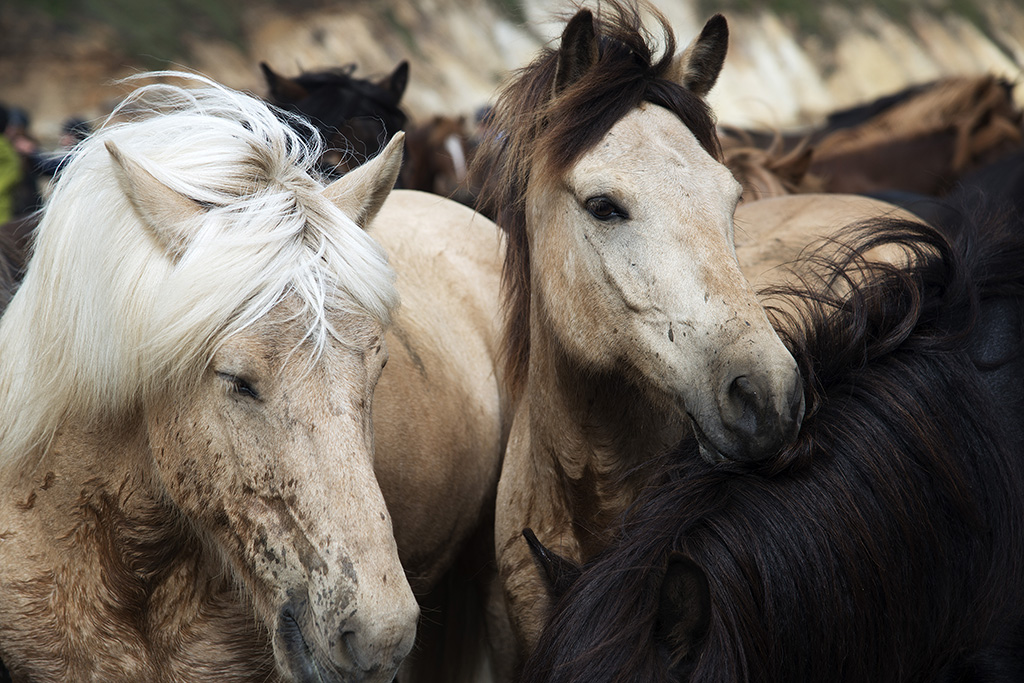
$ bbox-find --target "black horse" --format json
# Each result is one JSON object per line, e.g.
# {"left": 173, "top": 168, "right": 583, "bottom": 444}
{"left": 521, "top": 204, "right": 1024, "bottom": 682}
{"left": 261, "top": 60, "right": 409, "bottom": 176}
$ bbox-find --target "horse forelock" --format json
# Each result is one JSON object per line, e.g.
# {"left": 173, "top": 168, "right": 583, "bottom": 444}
{"left": 475, "top": 0, "right": 722, "bottom": 402}
{"left": 523, "top": 206, "right": 1024, "bottom": 682}
{"left": 0, "top": 73, "right": 398, "bottom": 468}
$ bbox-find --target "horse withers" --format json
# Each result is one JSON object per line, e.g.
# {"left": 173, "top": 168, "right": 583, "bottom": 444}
{"left": 475, "top": 1, "right": 803, "bottom": 667}
{"left": 0, "top": 75, "right": 417, "bottom": 682}
{"left": 521, "top": 203, "right": 1024, "bottom": 682}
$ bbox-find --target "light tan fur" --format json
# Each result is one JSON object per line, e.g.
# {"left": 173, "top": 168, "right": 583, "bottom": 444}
{"left": 734, "top": 193, "right": 926, "bottom": 287}
{"left": 368, "top": 190, "right": 507, "bottom": 598}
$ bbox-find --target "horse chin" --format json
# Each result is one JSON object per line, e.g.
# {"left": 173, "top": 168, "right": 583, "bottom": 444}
{"left": 687, "top": 413, "right": 728, "bottom": 464}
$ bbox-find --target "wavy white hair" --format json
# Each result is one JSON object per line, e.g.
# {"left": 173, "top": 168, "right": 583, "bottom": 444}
{"left": 0, "top": 72, "right": 399, "bottom": 466}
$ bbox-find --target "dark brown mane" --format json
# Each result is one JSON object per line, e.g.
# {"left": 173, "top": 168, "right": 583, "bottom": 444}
{"left": 474, "top": 1, "right": 723, "bottom": 401}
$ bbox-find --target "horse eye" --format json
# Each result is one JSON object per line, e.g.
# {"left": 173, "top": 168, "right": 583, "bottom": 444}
{"left": 217, "top": 372, "right": 260, "bottom": 400}
{"left": 585, "top": 196, "right": 628, "bottom": 221}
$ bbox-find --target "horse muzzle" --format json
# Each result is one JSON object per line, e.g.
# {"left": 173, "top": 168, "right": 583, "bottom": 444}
{"left": 692, "top": 363, "right": 805, "bottom": 463}
{"left": 276, "top": 596, "right": 416, "bottom": 683}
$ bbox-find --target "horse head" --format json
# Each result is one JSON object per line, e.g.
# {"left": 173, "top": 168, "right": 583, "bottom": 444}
{"left": 261, "top": 61, "right": 410, "bottom": 176}
{"left": 487, "top": 7, "right": 804, "bottom": 462}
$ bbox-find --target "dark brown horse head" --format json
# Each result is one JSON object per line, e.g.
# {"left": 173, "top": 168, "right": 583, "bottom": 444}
{"left": 261, "top": 60, "right": 410, "bottom": 176}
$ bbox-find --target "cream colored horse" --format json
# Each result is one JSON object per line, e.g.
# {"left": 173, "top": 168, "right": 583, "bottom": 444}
{"left": 478, "top": 3, "right": 804, "bottom": 666}
{"left": 0, "top": 77, "right": 419, "bottom": 682}
{"left": 369, "top": 189, "right": 507, "bottom": 683}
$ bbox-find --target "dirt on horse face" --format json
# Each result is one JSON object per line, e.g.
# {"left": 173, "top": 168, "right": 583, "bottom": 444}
{"left": 0, "top": 76, "right": 418, "bottom": 683}
{"left": 479, "top": 2, "right": 803, "bottom": 669}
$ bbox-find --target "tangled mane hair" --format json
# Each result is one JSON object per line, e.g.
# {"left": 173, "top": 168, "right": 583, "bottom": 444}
{"left": 522, "top": 204, "right": 1024, "bottom": 682}
{"left": 0, "top": 72, "right": 398, "bottom": 470}
{"left": 473, "top": 1, "right": 723, "bottom": 400}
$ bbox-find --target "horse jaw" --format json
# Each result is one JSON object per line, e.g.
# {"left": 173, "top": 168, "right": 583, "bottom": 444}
{"left": 530, "top": 104, "right": 804, "bottom": 463}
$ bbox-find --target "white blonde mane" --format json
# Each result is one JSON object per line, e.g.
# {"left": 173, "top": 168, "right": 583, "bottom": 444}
{"left": 0, "top": 72, "right": 398, "bottom": 467}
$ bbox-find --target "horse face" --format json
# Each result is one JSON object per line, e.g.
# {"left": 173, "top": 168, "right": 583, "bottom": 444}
{"left": 145, "top": 305, "right": 417, "bottom": 683}
{"left": 529, "top": 104, "right": 803, "bottom": 462}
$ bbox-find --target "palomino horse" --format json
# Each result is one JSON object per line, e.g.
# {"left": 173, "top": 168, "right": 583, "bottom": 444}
{"left": 521, "top": 205, "right": 1024, "bottom": 682}
{"left": 261, "top": 61, "right": 410, "bottom": 176}
{"left": 0, "top": 76, "right": 420, "bottom": 682}
{"left": 732, "top": 193, "right": 926, "bottom": 287}
{"left": 368, "top": 188, "right": 507, "bottom": 683}
{"left": 476, "top": 2, "right": 803, "bottom": 664}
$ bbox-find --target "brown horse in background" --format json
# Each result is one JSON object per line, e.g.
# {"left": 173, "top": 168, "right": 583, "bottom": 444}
{"left": 720, "top": 129, "right": 821, "bottom": 202}
{"left": 261, "top": 60, "right": 410, "bottom": 176}
{"left": 810, "top": 75, "right": 1023, "bottom": 194}
{"left": 400, "top": 115, "right": 476, "bottom": 206}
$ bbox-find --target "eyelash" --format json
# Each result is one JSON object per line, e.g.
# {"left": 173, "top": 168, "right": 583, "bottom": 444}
{"left": 218, "top": 372, "right": 260, "bottom": 400}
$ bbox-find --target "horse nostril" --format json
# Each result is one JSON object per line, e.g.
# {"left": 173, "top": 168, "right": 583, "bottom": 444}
{"left": 726, "top": 375, "right": 761, "bottom": 437}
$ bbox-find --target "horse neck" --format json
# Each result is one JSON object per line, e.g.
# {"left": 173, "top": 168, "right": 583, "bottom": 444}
{"left": 4, "top": 418, "right": 232, "bottom": 632}
{"left": 524, "top": 321, "right": 686, "bottom": 557}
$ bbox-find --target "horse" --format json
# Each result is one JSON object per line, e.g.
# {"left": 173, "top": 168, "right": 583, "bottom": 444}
{"left": 809, "top": 75, "right": 1023, "bottom": 195}
{"left": 719, "top": 130, "right": 821, "bottom": 203}
{"left": 400, "top": 115, "right": 476, "bottom": 206}
{"left": 261, "top": 60, "right": 410, "bottom": 176}
{"left": 731, "top": 193, "right": 929, "bottom": 288}
{"left": 475, "top": 2, "right": 804, "bottom": 668}
{"left": 0, "top": 75, "right": 422, "bottom": 682}
{"left": 367, "top": 188, "right": 508, "bottom": 683}
{"left": 520, "top": 204, "right": 1024, "bottom": 682}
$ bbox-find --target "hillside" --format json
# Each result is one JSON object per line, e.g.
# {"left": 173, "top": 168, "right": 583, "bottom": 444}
{"left": 1, "top": 0, "right": 1022, "bottom": 143}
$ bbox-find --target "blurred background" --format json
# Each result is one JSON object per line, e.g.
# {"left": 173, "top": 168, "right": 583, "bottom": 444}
{"left": 1, "top": 0, "right": 1022, "bottom": 144}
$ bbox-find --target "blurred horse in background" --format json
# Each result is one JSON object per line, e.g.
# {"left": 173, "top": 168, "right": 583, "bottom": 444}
{"left": 809, "top": 75, "right": 1022, "bottom": 194}
{"left": 400, "top": 115, "right": 476, "bottom": 206}
{"left": 261, "top": 60, "right": 409, "bottom": 176}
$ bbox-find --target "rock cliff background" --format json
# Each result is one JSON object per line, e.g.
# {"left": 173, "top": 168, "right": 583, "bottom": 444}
{"left": 2, "top": 0, "right": 1023, "bottom": 143}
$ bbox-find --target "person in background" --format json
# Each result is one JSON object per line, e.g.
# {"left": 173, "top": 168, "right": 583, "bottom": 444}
{"left": 0, "top": 105, "right": 23, "bottom": 224}
{"left": 9, "top": 114, "right": 92, "bottom": 215}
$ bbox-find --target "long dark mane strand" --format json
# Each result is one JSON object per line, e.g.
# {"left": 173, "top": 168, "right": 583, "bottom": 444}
{"left": 474, "top": 1, "right": 722, "bottom": 402}
{"left": 521, "top": 204, "right": 1024, "bottom": 682}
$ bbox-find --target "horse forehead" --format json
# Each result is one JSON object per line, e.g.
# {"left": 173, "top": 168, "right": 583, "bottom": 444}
{"left": 575, "top": 106, "right": 731, "bottom": 189}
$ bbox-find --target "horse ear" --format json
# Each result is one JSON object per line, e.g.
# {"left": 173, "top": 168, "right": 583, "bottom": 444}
{"left": 553, "top": 9, "right": 599, "bottom": 97}
{"left": 667, "top": 14, "right": 728, "bottom": 98}
{"left": 106, "top": 141, "right": 202, "bottom": 259}
{"left": 379, "top": 61, "right": 410, "bottom": 102}
{"left": 260, "top": 62, "right": 308, "bottom": 104}
{"left": 657, "top": 553, "right": 711, "bottom": 667}
{"left": 523, "top": 528, "right": 581, "bottom": 600}
{"left": 322, "top": 131, "right": 404, "bottom": 229}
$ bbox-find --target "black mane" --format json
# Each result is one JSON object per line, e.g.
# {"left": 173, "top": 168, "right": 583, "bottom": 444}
{"left": 521, "top": 203, "right": 1024, "bottom": 682}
